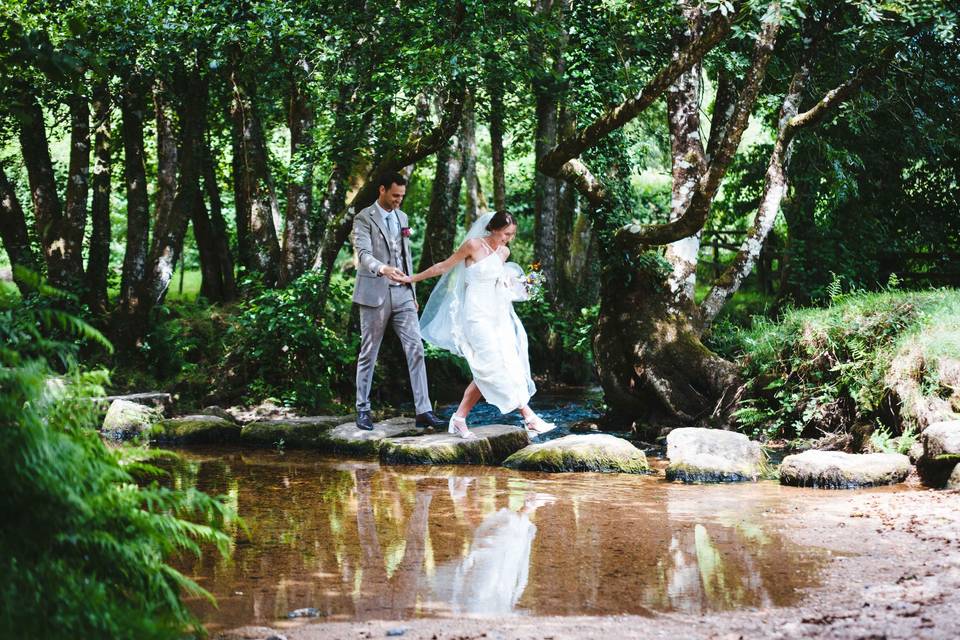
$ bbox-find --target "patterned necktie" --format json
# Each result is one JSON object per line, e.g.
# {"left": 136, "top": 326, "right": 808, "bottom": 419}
{"left": 386, "top": 211, "right": 402, "bottom": 271}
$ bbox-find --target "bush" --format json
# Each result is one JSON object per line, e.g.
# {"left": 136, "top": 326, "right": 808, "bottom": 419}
{"left": 222, "top": 271, "right": 358, "bottom": 410}
{"left": 0, "top": 276, "right": 232, "bottom": 639}
{"left": 719, "top": 287, "right": 960, "bottom": 441}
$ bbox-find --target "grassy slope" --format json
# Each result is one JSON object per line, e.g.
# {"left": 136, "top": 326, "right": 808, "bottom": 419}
{"left": 718, "top": 289, "right": 960, "bottom": 442}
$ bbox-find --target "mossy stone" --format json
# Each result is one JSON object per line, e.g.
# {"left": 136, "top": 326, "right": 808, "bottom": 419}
{"left": 317, "top": 417, "right": 423, "bottom": 457}
{"left": 101, "top": 399, "right": 163, "bottom": 441}
{"left": 665, "top": 427, "right": 764, "bottom": 483}
{"left": 502, "top": 434, "right": 649, "bottom": 473}
{"left": 779, "top": 450, "right": 910, "bottom": 489}
{"left": 379, "top": 425, "right": 529, "bottom": 465}
{"left": 240, "top": 416, "right": 349, "bottom": 448}
{"left": 150, "top": 415, "right": 242, "bottom": 444}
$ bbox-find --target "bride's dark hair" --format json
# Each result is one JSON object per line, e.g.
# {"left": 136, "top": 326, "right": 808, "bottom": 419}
{"left": 485, "top": 210, "right": 516, "bottom": 232}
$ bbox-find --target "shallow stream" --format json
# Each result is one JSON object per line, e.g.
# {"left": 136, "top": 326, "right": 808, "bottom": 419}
{"left": 166, "top": 394, "right": 884, "bottom": 632}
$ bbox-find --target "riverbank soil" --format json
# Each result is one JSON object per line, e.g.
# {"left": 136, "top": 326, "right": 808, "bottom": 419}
{"left": 220, "top": 484, "right": 960, "bottom": 640}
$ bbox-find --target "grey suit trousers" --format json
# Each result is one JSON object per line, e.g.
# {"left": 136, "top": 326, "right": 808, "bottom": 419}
{"left": 355, "top": 284, "right": 431, "bottom": 414}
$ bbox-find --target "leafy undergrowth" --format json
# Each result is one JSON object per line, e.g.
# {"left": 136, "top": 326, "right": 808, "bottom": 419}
{"left": 716, "top": 288, "right": 960, "bottom": 445}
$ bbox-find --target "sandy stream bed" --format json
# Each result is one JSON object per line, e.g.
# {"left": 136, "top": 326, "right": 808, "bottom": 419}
{"left": 219, "top": 481, "right": 960, "bottom": 640}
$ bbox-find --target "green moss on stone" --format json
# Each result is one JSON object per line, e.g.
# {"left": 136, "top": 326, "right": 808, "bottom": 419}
{"left": 240, "top": 417, "right": 345, "bottom": 448}
{"left": 665, "top": 462, "right": 756, "bottom": 484}
{"left": 379, "top": 426, "right": 529, "bottom": 466}
{"left": 150, "top": 416, "right": 242, "bottom": 444}
{"left": 502, "top": 435, "right": 650, "bottom": 474}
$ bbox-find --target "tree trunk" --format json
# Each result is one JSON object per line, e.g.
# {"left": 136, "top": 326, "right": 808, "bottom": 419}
{"left": 201, "top": 138, "right": 236, "bottom": 301}
{"left": 17, "top": 90, "right": 83, "bottom": 288}
{"left": 0, "top": 162, "right": 40, "bottom": 293}
{"left": 153, "top": 83, "right": 178, "bottom": 245}
{"left": 662, "top": 3, "right": 706, "bottom": 307}
{"left": 229, "top": 54, "right": 282, "bottom": 286}
{"left": 192, "top": 186, "right": 223, "bottom": 301}
{"left": 460, "top": 89, "right": 480, "bottom": 228}
{"left": 594, "top": 261, "right": 741, "bottom": 437}
{"left": 86, "top": 81, "right": 112, "bottom": 313}
{"left": 64, "top": 94, "right": 90, "bottom": 284}
{"left": 144, "top": 65, "right": 207, "bottom": 306}
{"left": 280, "top": 63, "right": 316, "bottom": 285}
{"left": 419, "top": 130, "right": 463, "bottom": 274}
{"left": 119, "top": 76, "right": 151, "bottom": 317}
{"left": 531, "top": 0, "right": 568, "bottom": 303}
{"left": 487, "top": 64, "right": 507, "bottom": 212}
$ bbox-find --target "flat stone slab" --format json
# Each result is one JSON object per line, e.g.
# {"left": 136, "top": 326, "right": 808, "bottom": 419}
{"left": 503, "top": 434, "right": 649, "bottom": 473}
{"left": 665, "top": 427, "right": 763, "bottom": 483}
{"left": 779, "top": 450, "right": 911, "bottom": 489}
{"left": 318, "top": 417, "right": 423, "bottom": 456}
{"left": 101, "top": 399, "right": 163, "bottom": 441}
{"left": 240, "top": 416, "right": 350, "bottom": 448}
{"left": 150, "top": 415, "right": 242, "bottom": 444}
{"left": 379, "top": 425, "right": 529, "bottom": 465}
{"left": 918, "top": 420, "right": 960, "bottom": 487}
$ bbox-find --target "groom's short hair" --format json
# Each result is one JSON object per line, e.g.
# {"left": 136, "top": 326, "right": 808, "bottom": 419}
{"left": 377, "top": 172, "right": 407, "bottom": 190}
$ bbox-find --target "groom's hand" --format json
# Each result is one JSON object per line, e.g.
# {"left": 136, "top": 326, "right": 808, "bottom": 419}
{"left": 380, "top": 265, "right": 408, "bottom": 283}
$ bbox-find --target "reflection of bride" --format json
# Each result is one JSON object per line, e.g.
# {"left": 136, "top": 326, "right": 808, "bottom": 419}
{"left": 432, "top": 493, "right": 554, "bottom": 615}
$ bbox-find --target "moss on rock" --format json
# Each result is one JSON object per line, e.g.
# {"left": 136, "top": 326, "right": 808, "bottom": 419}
{"left": 502, "top": 434, "right": 649, "bottom": 473}
{"left": 779, "top": 450, "right": 911, "bottom": 489}
{"left": 101, "top": 399, "right": 163, "bottom": 441}
{"left": 317, "top": 417, "right": 423, "bottom": 457}
{"left": 149, "top": 415, "right": 242, "bottom": 444}
{"left": 379, "top": 425, "right": 529, "bottom": 465}
{"left": 240, "top": 416, "right": 349, "bottom": 448}
{"left": 665, "top": 427, "right": 764, "bottom": 483}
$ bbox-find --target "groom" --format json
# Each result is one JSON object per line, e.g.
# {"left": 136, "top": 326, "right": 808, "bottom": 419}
{"left": 351, "top": 172, "right": 445, "bottom": 431}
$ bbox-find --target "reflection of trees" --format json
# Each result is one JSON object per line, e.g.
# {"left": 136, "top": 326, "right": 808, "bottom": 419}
{"left": 168, "top": 452, "right": 830, "bottom": 630}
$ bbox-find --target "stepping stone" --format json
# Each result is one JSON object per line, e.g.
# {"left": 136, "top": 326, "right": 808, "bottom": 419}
{"left": 779, "top": 450, "right": 911, "bottom": 489}
{"left": 665, "top": 427, "right": 764, "bottom": 483}
{"left": 240, "top": 416, "right": 350, "bottom": 448}
{"left": 150, "top": 415, "right": 242, "bottom": 444}
{"left": 503, "top": 434, "right": 649, "bottom": 473}
{"left": 98, "top": 392, "right": 173, "bottom": 413}
{"left": 101, "top": 399, "right": 163, "bottom": 441}
{"left": 379, "top": 425, "right": 529, "bottom": 465}
{"left": 318, "top": 417, "right": 423, "bottom": 456}
{"left": 918, "top": 420, "right": 960, "bottom": 488}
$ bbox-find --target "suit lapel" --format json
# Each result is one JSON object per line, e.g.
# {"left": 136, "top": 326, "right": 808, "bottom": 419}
{"left": 368, "top": 205, "right": 390, "bottom": 244}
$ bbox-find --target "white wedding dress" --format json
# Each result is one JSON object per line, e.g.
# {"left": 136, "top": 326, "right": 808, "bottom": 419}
{"left": 420, "top": 213, "right": 537, "bottom": 415}
{"left": 459, "top": 243, "right": 536, "bottom": 413}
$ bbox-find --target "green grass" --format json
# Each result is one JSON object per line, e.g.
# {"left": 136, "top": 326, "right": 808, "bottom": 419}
{"left": 721, "top": 288, "right": 960, "bottom": 441}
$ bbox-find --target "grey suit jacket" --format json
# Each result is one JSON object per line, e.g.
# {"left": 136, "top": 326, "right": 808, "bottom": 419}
{"left": 352, "top": 204, "right": 416, "bottom": 307}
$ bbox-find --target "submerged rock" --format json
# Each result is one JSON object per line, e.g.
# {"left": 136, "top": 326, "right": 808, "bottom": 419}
{"left": 917, "top": 420, "right": 960, "bottom": 488}
{"left": 779, "top": 450, "right": 911, "bottom": 489}
{"left": 318, "top": 417, "right": 423, "bottom": 456}
{"left": 240, "top": 416, "right": 350, "bottom": 448}
{"left": 150, "top": 415, "right": 242, "bottom": 444}
{"left": 379, "top": 425, "right": 529, "bottom": 465}
{"left": 101, "top": 399, "right": 163, "bottom": 441}
{"left": 503, "top": 434, "right": 649, "bottom": 473}
{"left": 665, "top": 428, "right": 763, "bottom": 483}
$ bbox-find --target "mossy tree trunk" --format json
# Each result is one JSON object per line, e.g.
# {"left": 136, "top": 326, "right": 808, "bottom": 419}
{"left": 594, "top": 258, "right": 741, "bottom": 436}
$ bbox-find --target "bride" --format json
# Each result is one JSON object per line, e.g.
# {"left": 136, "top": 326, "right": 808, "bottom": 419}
{"left": 401, "top": 211, "right": 556, "bottom": 439}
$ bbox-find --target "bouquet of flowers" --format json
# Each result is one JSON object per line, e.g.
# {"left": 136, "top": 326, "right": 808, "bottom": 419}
{"left": 502, "top": 261, "right": 546, "bottom": 302}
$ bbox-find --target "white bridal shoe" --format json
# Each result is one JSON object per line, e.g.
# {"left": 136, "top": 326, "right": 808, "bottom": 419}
{"left": 448, "top": 414, "right": 477, "bottom": 439}
{"left": 524, "top": 414, "right": 556, "bottom": 435}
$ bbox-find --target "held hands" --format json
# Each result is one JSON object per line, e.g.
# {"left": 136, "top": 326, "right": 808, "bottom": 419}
{"left": 380, "top": 265, "right": 413, "bottom": 284}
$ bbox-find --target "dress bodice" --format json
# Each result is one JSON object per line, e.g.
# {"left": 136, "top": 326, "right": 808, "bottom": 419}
{"left": 464, "top": 251, "right": 503, "bottom": 285}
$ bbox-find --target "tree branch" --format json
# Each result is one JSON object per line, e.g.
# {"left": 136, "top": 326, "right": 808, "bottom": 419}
{"left": 537, "top": 7, "right": 736, "bottom": 178}
{"left": 616, "top": 7, "right": 782, "bottom": 250}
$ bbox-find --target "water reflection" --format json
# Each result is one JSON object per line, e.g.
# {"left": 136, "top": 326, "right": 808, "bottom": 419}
{"left": 166, "top": 449, "right": 831, "bottom": 631}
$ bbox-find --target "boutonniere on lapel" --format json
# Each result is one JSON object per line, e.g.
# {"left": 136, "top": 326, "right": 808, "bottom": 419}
{"left": 401, "top": 227, "right": 412, "bottom": 238}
